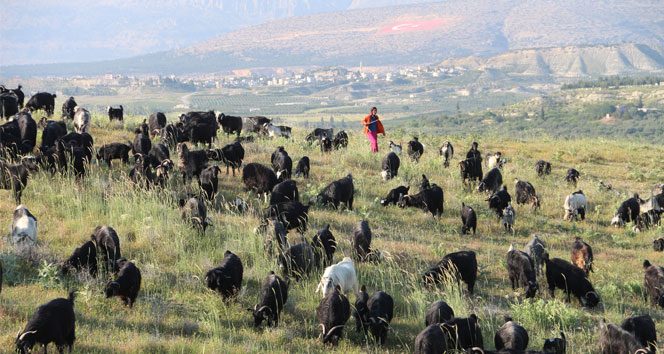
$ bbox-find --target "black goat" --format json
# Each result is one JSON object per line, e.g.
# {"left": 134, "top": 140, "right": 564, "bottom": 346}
{"left": 312, "top": 224, "right": 336, "bottom": 268}
{"left": 264, "top": 201, "right": 309, "bottom": 233}
{"left": 461, "top": 203, "right": 477, "bottom": 234}
{"left": 494, "top": 317, "right": 529, "bottom": 350}
{"left": 96, "top": 143, "right": 131, "bottom": 167}
{"left": 105, "top": 260, "right": 141, "bottom": 308}
{"left": 177, "top": 143, "right": 209, "bottom": 184}
{"left": 269, "top": 180, "right": 299, "bottom": 205}
{"left": 380, "top": 186, "right": 409, "bottom": 206}
{"left": 316, "top": 174, "right": 354, "bottom": 210}
{"left": 15, "top": 291, "right": 76, "bottom": 354}
{"left": 407, "top": 137, "right": 424, "bottom": 162}
{"left": 61, "top": 240, "right": 98, "bottom": 277}
{"left": 398, "top": 184, "right": 444, "bottom": 217}
{"left": 107, "top": 105, "right": 123, "bottom": 121}
{"left": 278, "top": 241, "right": 315, "bottom": 281}
{"left": 91, "top": 226, "right": 121, "bottom": 273}
{"left": 243, "top": 162, "right": 278, "bottom": 198}
{"left": 250, "top": 271, "right": 289, "bottom": 327}
{"left": 424, "top": 250, "right": 477, "bottom": 294}
{"left": 205, "top": 250, "right": 243, "bottom": 299}
{"left": 544, "top": 254, "right": 599, "bottom": 307}
{"left": 425, "top": 300, "right": 454, "bottom": 326}
{"left": 200, "top": 166, "right": 221, "bottom": 200}
{"left": 317, "top": 285, "right": 351, "bottom": 346}
{"left": 351, "top": 220, "right": 372, "bottom": 262}
{"left": 293, "top": 156, "right": 310, "bottom": 178}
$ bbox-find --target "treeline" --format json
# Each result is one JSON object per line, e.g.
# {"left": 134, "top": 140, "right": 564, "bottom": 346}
{"left": 562, "top": 76, "right": 663, "bottom": 90}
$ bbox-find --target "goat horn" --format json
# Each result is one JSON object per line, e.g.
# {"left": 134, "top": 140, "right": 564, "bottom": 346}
{"left": 257, "top": 305, "right": 271, "bottom": 313}
{"left": 19, "top": 330, "right": 38, "bottom": 340}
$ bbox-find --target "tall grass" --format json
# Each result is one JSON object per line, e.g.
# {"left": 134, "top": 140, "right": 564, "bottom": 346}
{"left": 0, "top": 110, "right": 663, "bottom": 352}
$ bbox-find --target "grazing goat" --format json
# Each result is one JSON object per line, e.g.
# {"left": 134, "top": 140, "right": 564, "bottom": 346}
{"left": 293, "top": 156, "right": 310, "bottom": 178}
{"left": 264, "top": 200, "right": 309, "bottom": 233}
{"left": 544, "top": 254, "right": 599, "bottom": 307}
{"left": 278, "top": 241, "right": 315, "bottom": 281}
{"left": 351, "top": 220, "right": 373, "bottom": 262}
{"left": 643, "top": 260, "right": 664, "bottom": 308}
{"left": 317, "top": 286, "right": 351, "bottom": 346}
{"left": 316, "top": 174, "right": 354, "bottom": 210}
{"left": 243, "top": 162, "right": 278, "bottom": 198}
{"left": 612, "top": 195, "right": 640, "bottom": 227}
{"left": 414, "top": 324, "right": 449, "bottom": 354}
{"left": 205, "top": 250, "right": 243, "bottom": 299}
{"left": 441, "top": 314, "right": 483, "bottom": 350}
{"left": 250, "top": 271, "right": 289, "bottom": 327}
{"left": 565, "top": 168, "right": 579, "bottom": 186}
{"left": 542, "top": 332, "right": 566, "bottom": 354}
{"left": 486, "top": 185, "right": 511, "bottom": 218}
{"left": 563, "top": 190, "right": 586, "bottom": 221}
{"left": 425, "top": 300, "right": 454, "bottom": 326}
{"left": 424, "top": 251, "right": 477, "bottom": 294}
{"left": 494, "top": 317, "right": 529, "bottom": 350}
{"left": 200, "top": 166, "right": 221, "bottom": 200}
{"left": 381, "top": 152, "right": 400, "bottom": 181}
{"left": 180, "top": 197, "right": 209, "bottom": 231}
{"left": 381, "top": 186, "right": 409, "bottom": 206}
{"left": 507, "top": 245, "right": 538, "bottom": 298}
{"left": 61, "top": 241, "right": 97, "bottom": 277}
{"left": 312, "top": 224, "right": 336, "bottom": 268}
{"left": 514, "top": 179, "right": 540, "bottom": 210}
{"left": 91, "top": 226, "right": 121, "bottom": 273}
{"left": 11, "top": 204, "right": 38, "bottom": 249}
{"left": 105, "top": 260, "right": 141, "bottom": 308}
{"left": 269, "top": 180, "right": 299, "bottom": 205}
{"left": 177, "top": 143, "right": 208, "bottom": 184}
{"left": 333, "top": 130, "right": 348, "bottom": 149}
{"left": 15, "top": 291, "right": 76, "bottom": 354}
{"left": 398, "top": 184, "right": 444, "bottom": 217}
{"left": 620, "top": 315, "right": 657, "bottom": 352}
{"left": 598, "top": 319, "right": 649, "bottom": 354}
{"left": 316, "top": 257, "right": 358, "bottom": 296}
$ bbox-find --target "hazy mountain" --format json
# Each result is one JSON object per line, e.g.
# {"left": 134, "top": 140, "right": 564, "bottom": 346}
{"left": 0, "top": 0, "right": 355, "bottom": 66}
{"left": 2, "top": 0, "right": 663, "bottom": 77}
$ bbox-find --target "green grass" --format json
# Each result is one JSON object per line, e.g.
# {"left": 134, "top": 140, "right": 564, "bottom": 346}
{"left": 1, "top": 111, "right": 663, "bottom": 353}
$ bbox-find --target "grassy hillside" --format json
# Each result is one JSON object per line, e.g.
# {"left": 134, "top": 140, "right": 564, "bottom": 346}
{"left": 0, "top": 111, "right": 663, "bottom": 353}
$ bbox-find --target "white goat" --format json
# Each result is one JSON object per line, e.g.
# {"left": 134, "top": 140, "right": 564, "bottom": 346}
{"left": 316, "top": 257, "right": 359, "bottom": 297}
{"left": 564, "top": 191, "right": 587, "bottom": 221}
{"left": 11, "top": 205, "right": 37, "bottom": 248}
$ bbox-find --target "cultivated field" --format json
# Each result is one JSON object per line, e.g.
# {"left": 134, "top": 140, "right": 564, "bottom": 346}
{"left": 0, "top": 111, "right": 663, "bottom": 353}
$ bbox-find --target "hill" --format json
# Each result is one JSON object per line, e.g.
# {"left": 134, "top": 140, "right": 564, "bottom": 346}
{"left": 2, "top": 0, "right": 664, "bottom": 77}
{"left": 0, "top": 108, "right": 663, "bottom": 352}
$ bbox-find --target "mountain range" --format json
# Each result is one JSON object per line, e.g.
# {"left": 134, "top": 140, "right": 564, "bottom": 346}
{"left": 1, "top": 0, "right": 663, "bottom": 77}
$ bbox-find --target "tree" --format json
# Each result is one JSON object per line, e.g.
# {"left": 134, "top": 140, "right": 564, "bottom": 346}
{"left": 540, "top": 106, "right": 546, "bottom": 121}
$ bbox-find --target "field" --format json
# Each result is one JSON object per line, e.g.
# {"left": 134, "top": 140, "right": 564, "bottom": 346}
{"left": 1, "top": 110, "right": 663, "bottom": 353}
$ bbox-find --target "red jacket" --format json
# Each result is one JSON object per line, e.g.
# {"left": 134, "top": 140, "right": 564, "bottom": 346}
{"left": 362, "top": 114, "right": 385, "bottom": 135}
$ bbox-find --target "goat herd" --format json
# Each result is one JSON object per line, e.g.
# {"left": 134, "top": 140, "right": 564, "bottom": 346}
{"left": 0, "top": 87, "right": 663, "bottom": 353}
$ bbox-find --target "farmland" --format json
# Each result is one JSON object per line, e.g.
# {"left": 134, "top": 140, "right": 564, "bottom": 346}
{"left": 0, "top": 100, "right": 663, "bottom": 352}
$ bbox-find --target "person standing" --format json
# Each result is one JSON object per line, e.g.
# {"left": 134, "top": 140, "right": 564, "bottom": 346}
{"left": 362, "top": 107, "right": 385, "bottom": 153}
